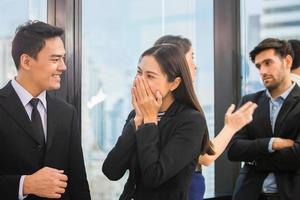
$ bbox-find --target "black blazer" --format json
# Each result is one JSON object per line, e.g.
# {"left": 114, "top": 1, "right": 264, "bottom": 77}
{"left": 0, "top": 82, "right": 91, "bottom": 200}
{"left": 228, "top": 85, "right": 300, "bottom": 200}
{"left": 102, "top": 101, "right": 207, "bottom": 200}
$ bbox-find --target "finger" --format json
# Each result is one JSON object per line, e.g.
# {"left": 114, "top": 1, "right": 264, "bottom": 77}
{"left": 134, "top": 78, "right": 144, "bottom": 101}
{"left": 133, "top": 77, "right": 137, "bottom": 87}
{"left": 133, "top": 78, "right": 142, "bottom": 101}
{"left": 237, "top": 101, "right": 253, "bottom": 113}
{"left": 50, "top": 193, "right": 62, "bottom": 199}
{"left": 44, "top": 167, "right": 64, "bottom": 175}
{"left": 131, "top": 87, "right": 139, "bottom": 109}
{"left": 287, "top": 139, "right": 294, "bottom": 143}
{"left": 249, "top": 103, "right": 258, "bottom": 113}
{"left": 57, "top": 173, "right": 68, "bottom": 181}
{"left": 155, "top": 91, "right": 163, "bottom": 106}
{"left": 136, "top": 76, "right": 148, "bottom": 99}
{"left": 48, "top": 167, "right": 64, "bottom": 173}
{"left": 133, "top": 86, "right": 142, "bottom": 103}
{"left": 244, "top": 103, "right": 258, "bottom": 116}
{"left": 43, "top": 166, "right": 56, "bottom": 172}
{"left": 141, "top": 76, "right": 153, "bottom": 97}
{"left": 55, "top": 187, "right": 66, "bottom": 194}
{"left": 57, "top": 180, "right": 68, "bottom": 188}
{"left": 54, "top": 172, "right": 68, "bottom": 181}
{"left": 225, "top": 104, "right": 235, "bottom": 115}
{"left": 131, "top": 87, "right": 136, "bottom": 104}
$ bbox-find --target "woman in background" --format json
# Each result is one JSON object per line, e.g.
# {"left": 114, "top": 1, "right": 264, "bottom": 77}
{"left": 154, "top": 35, "right": 255, "bottom": 200}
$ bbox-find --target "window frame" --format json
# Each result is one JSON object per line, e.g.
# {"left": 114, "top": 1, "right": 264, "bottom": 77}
{"left": 48, "top": 0, "right": 242, "bottom": 198}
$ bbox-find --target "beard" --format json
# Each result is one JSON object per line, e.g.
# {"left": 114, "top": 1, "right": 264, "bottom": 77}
{"left": 263, "top": 63, "right": 287, "bottom": 93}
{"left": 263, "top": 74, "right": 286, "bottom": 94}
{"left": 265, "top": 81, "right": 281, "bottom": 93}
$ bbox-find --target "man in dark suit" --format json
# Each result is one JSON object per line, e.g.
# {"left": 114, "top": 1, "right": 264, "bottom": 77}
{"left": 0, "top": 21, "right": 91, "bottom": 199}
{"left": 228, "top": 38, "right": 300, "bottom": 200}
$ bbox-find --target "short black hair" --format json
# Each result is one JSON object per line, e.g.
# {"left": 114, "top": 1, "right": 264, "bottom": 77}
{"left": 249, "top": 38, "right": 294, "bottom": 63}
{"left": 289, "top": 39, "right": 300, "bottom": 70}
{"left": 11, "top": 20, "right": 64, "bottom": 70}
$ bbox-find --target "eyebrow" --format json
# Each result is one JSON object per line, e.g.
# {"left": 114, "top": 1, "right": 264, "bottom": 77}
{"left": 137, "top": 66, "right": 159, "bottom": 76}
{"left": 50, "top": 54, "right": 65, "bottom": 58}
{"left": 255, "top": 58, "right": 272, "bottom": 68}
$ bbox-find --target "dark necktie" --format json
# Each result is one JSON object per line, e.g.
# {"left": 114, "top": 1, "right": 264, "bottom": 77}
{"left": 30, "top": 98, "right": 46, "bottom": 146}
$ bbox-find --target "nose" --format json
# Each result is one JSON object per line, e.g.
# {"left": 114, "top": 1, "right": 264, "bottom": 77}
{"left": 188, "top": 64, "right": 196, "bottom": 82}
{"left": 58, "top": 58, "right": 67, "bottom": 71}
{"left": 258, "top": 65, "right": 267, "bottom": 76}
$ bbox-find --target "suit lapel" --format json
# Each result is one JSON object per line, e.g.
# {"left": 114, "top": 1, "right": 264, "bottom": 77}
{"left": 46, "top": 94, "right": 58, "bottom": 151}
{"left": 274, "top": 85, "right": 300, "bottom": 135}
{"left": 256, "top": 93, "right": 273, "bottom": 137}
{"left": 0, "top": 82, "right": 42, "bottom": 144}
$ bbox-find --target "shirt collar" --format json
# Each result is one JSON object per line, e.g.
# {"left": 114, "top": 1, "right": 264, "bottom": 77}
{"left": 266, "top": 82, "right": 296, "bottom": 101}
{"left": 11, "top": 78, "right": 47, "bottom": 110}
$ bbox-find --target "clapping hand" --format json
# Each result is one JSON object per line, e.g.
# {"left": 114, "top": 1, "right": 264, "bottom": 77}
{"left": 224, "top": 101, "right": 257, "bottom": 132}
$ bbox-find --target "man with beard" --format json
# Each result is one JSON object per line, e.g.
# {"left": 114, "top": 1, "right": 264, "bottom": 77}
{"left": 228, "top": 38, "right": 300, "bottom": 200}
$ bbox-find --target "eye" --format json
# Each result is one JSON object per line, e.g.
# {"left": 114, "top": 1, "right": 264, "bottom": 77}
{"left": 137, "top": 70, "right": 142, "bottom": 75}
{"left": 147, "top": 74, "right": 154, "bottom": 79}
{"left": 51, "top": 56, "right": 64, "bottom": 62}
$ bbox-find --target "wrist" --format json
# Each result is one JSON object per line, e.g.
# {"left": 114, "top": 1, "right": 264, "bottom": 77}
{"left": 272, "top": 138, "right": 278, "bottom": 150}
{"left": 134, "top": 116, "right": 142, "bottom": 123}
{"left": 134, "top": 117, "right": 143, "bottom": 130}
{"left": 143, "top": 117, "right": 157, "bottom": 125}
{"left": 134, "top": 115, "right": 143, "bottom": 123}
{"left": 23, "top": 175, "right": 32, "bottom": 195}
{"left": 223, "top": 125, "right": 237, "bottom": 136}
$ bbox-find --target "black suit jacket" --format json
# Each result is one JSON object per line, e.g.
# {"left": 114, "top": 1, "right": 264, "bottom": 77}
{"left": 102, "top": 101, "right": 206, "bottom": 200}
{"left": 0, "top": 82, "right": 91, "bottom": 200}
{"left": 228, "top": 84, "right": 300, "bottom": 200}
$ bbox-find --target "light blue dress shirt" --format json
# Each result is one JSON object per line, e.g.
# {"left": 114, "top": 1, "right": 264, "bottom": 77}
{"left": 262, "top": 82, "right": 295, "bottom": 193}
{"left": 11, "top": 79, "right": 47, "bottom": 200}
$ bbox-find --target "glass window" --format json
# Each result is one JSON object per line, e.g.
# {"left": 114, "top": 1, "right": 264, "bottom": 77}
{"left": 82, "top": 0, "right": 214, "bottom": 199}
{"left": 0, "top": 0, "right": 47, "bottom": 87}
{"left": 241, "top": 0, "right": 300, "bottom": 95}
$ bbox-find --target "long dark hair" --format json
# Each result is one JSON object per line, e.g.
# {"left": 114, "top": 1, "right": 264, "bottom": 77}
{"left": 141, "top": 44, "right": 214, "bottom": 155}
{"left": 154, "top": 35, "right": 191, "bottom": 54}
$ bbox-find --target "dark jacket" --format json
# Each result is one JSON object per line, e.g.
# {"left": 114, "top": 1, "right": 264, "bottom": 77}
{"left": 0, "top": 82, "right": 91, "bottom": 200}
{"left": 228, "top": 85, "right": 300, "bottom": 200}
{"left": 102, "top": 101, "right": 207, "bottom": 200}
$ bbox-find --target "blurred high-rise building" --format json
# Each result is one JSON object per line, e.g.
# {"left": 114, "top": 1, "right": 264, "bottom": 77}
{"left": 261, "top": 0, "right": 300, "bottom": 39}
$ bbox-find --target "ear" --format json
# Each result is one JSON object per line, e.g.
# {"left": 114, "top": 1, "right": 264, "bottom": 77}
{"left": 170, "top": 77, "right": 181, "bottom": 91}
{"left": 19, "top": 54, "right": 32, "bottom": 71}
{"left": 284, "top": 54, "right": 293, "bottom": 71}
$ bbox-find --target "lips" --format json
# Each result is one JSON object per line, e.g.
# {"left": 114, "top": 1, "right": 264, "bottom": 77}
{"left": 262, "top": 76, "right": 273, "bottom": 82}
{"left": 52, "top": 74, "right": 61, "bottom": 81}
